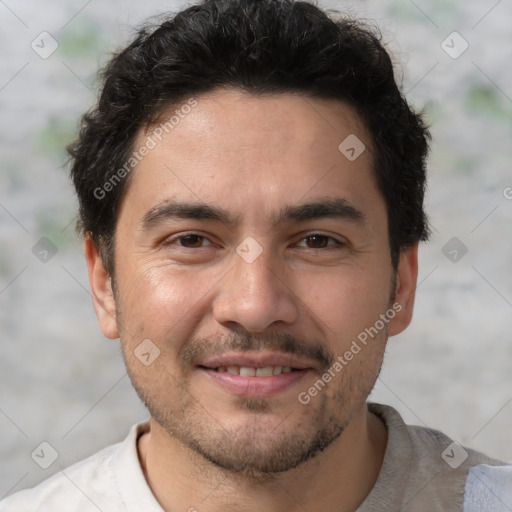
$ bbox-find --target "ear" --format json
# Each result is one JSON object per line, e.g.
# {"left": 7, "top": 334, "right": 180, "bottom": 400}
{"left": 388, "top": 243, "right": 418, "bottom": 337}
{"left": 83, "top": 235, "right": 119, "bottom": 339}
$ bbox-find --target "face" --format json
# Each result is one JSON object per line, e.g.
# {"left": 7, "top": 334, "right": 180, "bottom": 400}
{"left": 86, "top": 89, "right": 417, "bottom": 475}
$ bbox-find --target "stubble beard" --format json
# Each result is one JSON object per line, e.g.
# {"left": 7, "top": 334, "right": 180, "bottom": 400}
{"left": 123, "top": 343, "right": 385, "bottom": 478}
{"left": 116, "top": 280, "right": 392, "bottom": 477}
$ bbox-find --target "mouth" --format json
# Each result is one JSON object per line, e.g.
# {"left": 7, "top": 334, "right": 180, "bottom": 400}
{"left": 204, "top": 365, "right": 295, "bottom": 377}
{"left": 196, "top": 352, "right": 314, "bottom": 397}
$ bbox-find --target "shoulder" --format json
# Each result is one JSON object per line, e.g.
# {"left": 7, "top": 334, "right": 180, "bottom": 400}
{"left": 369, "top": 402, "right": 507, "bottom": 467}
{"left": 0, "top": 443, "right": 119, "bottom": 512}
{"left": 364, "top": 402, "right": 510, "bottom": 511}
{"left": 0, "top": 423, "right": 150, "bottom": 512}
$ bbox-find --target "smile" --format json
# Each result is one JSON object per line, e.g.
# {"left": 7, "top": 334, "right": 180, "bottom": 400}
{"left": 214, "top": 366, "right": 293, "bottom": 377}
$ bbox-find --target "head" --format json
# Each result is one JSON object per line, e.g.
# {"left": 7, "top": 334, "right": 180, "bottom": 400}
{"left": 70, "top": 0, "right": 430, "bottom": 475}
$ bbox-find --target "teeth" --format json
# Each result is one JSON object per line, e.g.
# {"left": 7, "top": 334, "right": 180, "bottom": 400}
{"left": 256, "top": 367, "right": 274, "bottom": 377}
{"left": 240, "top": 367, "right": 257, "bottom": 377}
{"left": 215, "top": 366, "right": 295, "bottom": 377}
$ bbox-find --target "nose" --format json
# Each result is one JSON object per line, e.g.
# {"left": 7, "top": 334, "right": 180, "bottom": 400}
{"left": 212, "top": 246, "right": 299, "bottom": 333}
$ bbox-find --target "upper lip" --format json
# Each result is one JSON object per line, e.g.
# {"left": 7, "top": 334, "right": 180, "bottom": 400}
{"left": 199, "top": 351, "right": 315, "bottom": 370}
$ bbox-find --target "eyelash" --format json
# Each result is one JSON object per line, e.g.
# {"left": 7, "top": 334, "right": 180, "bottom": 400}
{"left": 164, "top": 232, "right": 345, "bottom": 250}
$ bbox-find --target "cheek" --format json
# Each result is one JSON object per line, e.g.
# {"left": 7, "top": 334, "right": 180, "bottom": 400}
{"left": 115, "top": 262, "right": 221, "bottom": 348}
{"left": 298, "top": 268, "right": 392, "bottom": 337}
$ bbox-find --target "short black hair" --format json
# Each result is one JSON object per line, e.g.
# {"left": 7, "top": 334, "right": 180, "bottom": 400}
{"left": 68, "top": 0, "right": 430, "bottom": 275}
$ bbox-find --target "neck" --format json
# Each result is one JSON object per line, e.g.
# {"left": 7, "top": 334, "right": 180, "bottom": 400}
{"left": 137, "top": 405, "right": 387, "bottom": 512}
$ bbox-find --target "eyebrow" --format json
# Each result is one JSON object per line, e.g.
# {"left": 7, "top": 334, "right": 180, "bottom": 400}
{"left": 274, "top": 198, "right": 365, "bottom": 226}
{"left": 140, "top": 197, "right": 366, "bottom": 231}
{"left": 141, "top": 201, "right": 241, "bottom": 231}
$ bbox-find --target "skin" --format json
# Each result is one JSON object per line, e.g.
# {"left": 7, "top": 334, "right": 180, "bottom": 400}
{"left": 85, "top": 88, "right": 418, "bottom": 512}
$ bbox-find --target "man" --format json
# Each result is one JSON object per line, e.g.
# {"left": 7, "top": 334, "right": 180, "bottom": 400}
{"left": 2, "top": 0, "right": 511, "bottom": 510}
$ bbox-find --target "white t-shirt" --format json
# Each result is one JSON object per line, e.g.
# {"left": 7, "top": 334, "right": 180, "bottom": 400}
{"left": 1, "top": 403, "right": 510, "bottom": 511}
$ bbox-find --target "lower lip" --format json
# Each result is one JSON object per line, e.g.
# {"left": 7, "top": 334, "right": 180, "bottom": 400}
{"left": 199, "top": 368, "right": 309, "bottom": 397}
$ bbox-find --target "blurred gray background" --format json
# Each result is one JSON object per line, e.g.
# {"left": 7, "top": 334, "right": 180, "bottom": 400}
{"left": 1, "top": 0, "right": 511, "bottom": 498}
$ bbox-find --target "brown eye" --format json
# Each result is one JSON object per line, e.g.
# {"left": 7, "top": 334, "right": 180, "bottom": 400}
{"left": 304, "top": 235, "right": 331, "bottom": 248}
{"left": 178, "top": 234, "right": 205, "bottom": 248}
{"left": 294, "top": 233, "right": 345, "bottom": 250}
{"left": 306, "top": 235, "right": 328, "bottom": 248}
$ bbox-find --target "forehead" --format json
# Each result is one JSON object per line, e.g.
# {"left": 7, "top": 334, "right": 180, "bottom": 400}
{"left": 144, "top": 88, "right": 372, "bottom": 163}
{"left": 120, "top": 88, "right": 381, "bottom": 226}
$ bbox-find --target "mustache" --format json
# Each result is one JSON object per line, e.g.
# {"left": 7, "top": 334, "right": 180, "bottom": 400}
{"left": 179, "top": 331, "right": 334, "bottom": 371}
